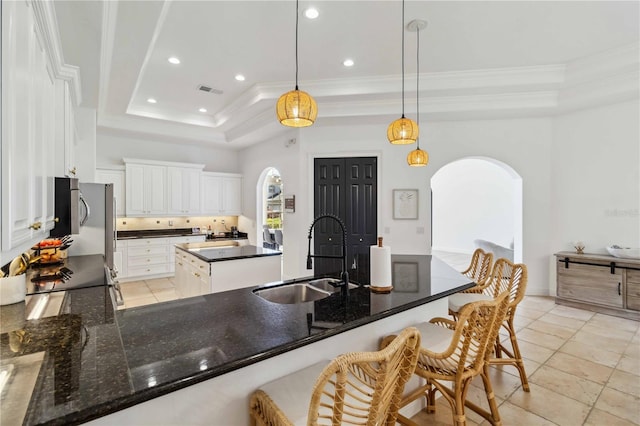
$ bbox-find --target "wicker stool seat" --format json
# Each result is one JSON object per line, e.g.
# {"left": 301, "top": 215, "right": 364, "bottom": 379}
{"left": 381, "top": 295, "right": 509, "bottom": 426}
{"left": 249, "top": 327, "right": 421, "bottom": 426}
{"left": 448, "top": 258, "right": 530, "bottom": 392}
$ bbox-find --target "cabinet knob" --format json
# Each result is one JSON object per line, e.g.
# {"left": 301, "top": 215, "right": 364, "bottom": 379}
{"left": 29, "top": 222, "right": 42, "bottom": 230}
{"left": 359, "top": 238, "right": 363, "bottom": 242}
{"left": 54, "top": 217, "right": 60, "bottom": 223}
{"left": 69, "top": 167, "right": 77, "bottom": 176}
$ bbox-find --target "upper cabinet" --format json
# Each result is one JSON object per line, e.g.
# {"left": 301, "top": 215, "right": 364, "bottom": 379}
{"left": 1, "top": 0, "right": 69, "bottom": 263}
{"left": 124, "top": 159, "right": 205, "bottom": 217}
{"left": 95, "top": 168, "right": 126, "bottom": 217}
{"left": 167, "top": 166, "right": 202, "bottom": 216}
{"left": 202, "top": 173, "right": 243, "bottom": 216}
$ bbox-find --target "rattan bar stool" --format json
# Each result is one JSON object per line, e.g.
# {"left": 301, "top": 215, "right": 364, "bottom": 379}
{"left": 381, "top": 294, "right": 509, "bottom": 426}
{"left": 461, "top": 248, "right": 494, "bottom": 287}
{"left": 448, "top": 258, "right": 530, "bottom": 391}
{"left": 249, "top": 327, "right": 421, "bottom": 426}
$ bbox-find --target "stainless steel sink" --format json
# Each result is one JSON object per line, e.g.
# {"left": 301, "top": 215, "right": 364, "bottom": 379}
{"left": 253, "top": 279, "right": 359, "bottom": 304}
{"left": 253, "top": 284, "right": 331, "bottom": 304}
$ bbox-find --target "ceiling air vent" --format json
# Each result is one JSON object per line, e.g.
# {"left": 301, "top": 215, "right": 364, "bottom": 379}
{"left": 197, "top": 84, "right": 223, "bottom": 95}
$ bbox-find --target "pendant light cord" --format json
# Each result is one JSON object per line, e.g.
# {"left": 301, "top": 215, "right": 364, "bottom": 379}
{"left": 401, "top": 0, "right": 405, "bottom": 118}
{"left": 295, "top": 0, "right": 299, "bottom": 91}
{"left": 416, "top": 26, "right": 420, "bottom": 148}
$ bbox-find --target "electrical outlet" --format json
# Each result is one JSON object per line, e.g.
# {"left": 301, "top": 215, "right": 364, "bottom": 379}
{"left": 221, "top": 219, "right": 225, "bottom": 225}
{"left": 168, "top": 220, "right": 174, "bottom": 226}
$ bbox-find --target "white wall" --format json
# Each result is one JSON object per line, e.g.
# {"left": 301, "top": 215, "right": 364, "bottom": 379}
{"left": 238, "top": 117, "right": 555, "bottom": 295}
{"left": 432, "top": 159, "right": 516, "bottom": 253}
{"left": 75, "top": 107, "right": 97, "bottom": 182}
{"left": 96, "top": 132, "right": 239, "bottom": 172}
{"left": 551, "top": 100, "right": 640, "bottom": 255}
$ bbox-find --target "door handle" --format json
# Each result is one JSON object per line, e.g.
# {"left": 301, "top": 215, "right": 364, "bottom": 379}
{"left": 79, "top": 193, "right": 91, "bottom": 226}
{"left": 618, "top": 282, "right": 621, "bottom": 296}
{"left": 352, "top": 255, "right": 357, "bottom": 269}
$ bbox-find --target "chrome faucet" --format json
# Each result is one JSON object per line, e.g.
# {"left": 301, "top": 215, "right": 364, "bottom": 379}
{"left": 306, "top": 214, "right": 349, "bottom": 302}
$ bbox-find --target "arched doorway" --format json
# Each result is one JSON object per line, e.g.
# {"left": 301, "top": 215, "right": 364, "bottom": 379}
{"left": 431, "top": 157, "right": 523, "bottom": 265}
{"left": 256, "top": 167, "right": 283, "bottom": 251}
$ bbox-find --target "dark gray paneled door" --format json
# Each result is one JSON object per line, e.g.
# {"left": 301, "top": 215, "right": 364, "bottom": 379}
{"left": 314, "top": 157, "right": 377, "bottom": 284}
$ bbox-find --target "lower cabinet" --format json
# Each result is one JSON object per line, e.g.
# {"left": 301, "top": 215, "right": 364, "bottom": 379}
{"left": 555, "top": 251, "right": 640, "bottom": 320}
{"left": 118, "top": 235, "right": 206, "bottom": 281}
{"left": 174, "top": 249, "right": 282, "bottom": 297}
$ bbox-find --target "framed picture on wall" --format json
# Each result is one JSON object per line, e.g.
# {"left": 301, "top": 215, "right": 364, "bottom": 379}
{"left": 393, "top": 189, "right": 418, "bottom": 220}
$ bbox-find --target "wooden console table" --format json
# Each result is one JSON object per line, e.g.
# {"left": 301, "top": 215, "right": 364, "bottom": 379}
{"left": 555, "top": 251, "right": 640, "bottom": 320}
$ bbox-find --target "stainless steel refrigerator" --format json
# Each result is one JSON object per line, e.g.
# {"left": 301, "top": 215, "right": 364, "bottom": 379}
{"left": 67, "top": 182, "right": 116, "bottom": 276}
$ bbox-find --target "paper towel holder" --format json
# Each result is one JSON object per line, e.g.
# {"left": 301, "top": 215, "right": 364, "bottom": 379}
{"left": 370, "top": 236, "right": 393, "bottom": 294}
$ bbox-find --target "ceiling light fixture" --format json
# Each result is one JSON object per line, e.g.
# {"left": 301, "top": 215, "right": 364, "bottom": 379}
{"left": 199, "top": 108, "right": 207, "bottom": 113}
{"left": 168, "top": 57, "right": 180, "bottom": 65}
{"left": 276, "top": 0, "right": 317, "bottom": 127}
{"left": 147, "top": 98, "right": 157, "bottom": 104}
{"left": 407, "top": 20, "right": 429, "bottom": 167}
{"left": 304, "top": 7, "right": 319, "bottom": 19}
{"left": 235, "top": 74, "right": 246, "bottom": 81}
{"left": 387, "top": 0, "right": 418, "bottom": 145}
{"left": 343, "top": 59, "right": 354, "bottom": 67}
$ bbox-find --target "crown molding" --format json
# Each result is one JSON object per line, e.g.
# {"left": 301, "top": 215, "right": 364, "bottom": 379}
{"left": 30, "top": 0, "right": 82, "bottom": 106}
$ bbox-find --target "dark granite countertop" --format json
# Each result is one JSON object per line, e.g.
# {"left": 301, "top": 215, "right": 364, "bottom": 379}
{"left": 176, "top": 244, "right": 281, "bottom": 262}
{"left": 117, "top": 228, "right": 248, "bottom": 241}
{"left": 0, "top": 254, "right": 471, "bottom": 425}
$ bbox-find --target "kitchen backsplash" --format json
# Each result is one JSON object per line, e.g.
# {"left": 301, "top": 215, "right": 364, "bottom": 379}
{"left": 117, "top": 216, "right": 239, "bottom": 233}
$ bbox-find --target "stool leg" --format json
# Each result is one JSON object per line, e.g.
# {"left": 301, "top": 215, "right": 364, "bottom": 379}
{"left": 506, "top": 316, "right": 529, "bottom": 392}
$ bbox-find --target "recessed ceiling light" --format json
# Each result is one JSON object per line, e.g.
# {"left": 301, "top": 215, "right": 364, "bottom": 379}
{"left": 199, "top": 108, "right": 207, "bottom": 113}
{"left": 343, "top": 59, "right": 354, "bottom": 67}
{"left": 235, "top": 74, "right": 246, "bottom": 81}
{"left": 304, "top": 8, "right": 319, "bottom": 19}
{"left": 168, "top": 57, "right": 180, "bottom": 65}
{"left": 147, "top": 98, "right": 157, "bottom": 104}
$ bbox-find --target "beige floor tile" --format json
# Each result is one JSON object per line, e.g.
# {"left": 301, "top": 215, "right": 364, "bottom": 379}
{"left": 154, "top": 289, "right": 180, "bottom": 302}
{"left": 526, "top": 319, "right": 577, "bottom": 340}
{"left": 624, "top": 341, "right": 640, "bottom": 358}
{"left": 584, "top": 407, "right": 637, "bottom": 426}
{"left": 545, "top": 352, "right": 613, "bottom": 384}
{"left": 529, "top": 365, "right": 603, "bottom": 405}
{"left": 560, "top": 340, "right": 622, "bottom": 368}
{"left": 146, "top": 278, "right": 175, "bottom": 291}
{"left": 607, "top": 369, "right": 640, "bottom": 397}
{"left": 580, "top": 322, "right": 636, "bottom": 342}
{"left": 124, "top": 295, "right": 159, "bottom": 308}
{"left": 594, "top": 387, "right": 640, "bottom": 424}
{"left": 508, "top": 382, "right": 590, "bottom": 425}
{"left": 549, "top": 305, "right": 595, "bottom": 321}
{"left": 516, "top": 306, "right": 548, "bottom": 320}
{"left": 492, "top": 401, "right": 558, "bottom": 426}
{"left": 517, "top": 339, "right": 556, "bottom": 364}
{"left": 120, "top": 284, "right": 153, "bottom": 298}
{"left": 410, "top": 399, "right": 481, "bottom": 426}
{"left": 535, "top": 312, "right": 587, "bottom": 331}
{"left": 570, "top": 330, "right": 630, "bottom": 354}
{"left": 512, "top": 315, "right": 535, "bottom": 330}
{"left": 518, "top": 296, "right": 557, "bottom": 312}
{"left": 616, "top": 355, "right": 640, "bottom": 376}
{"left": 460, "top": 384, "right": 504, "bottom": 424}
{"left": 518, "top": 328, "right": 567, "bottom": 351}
{"left": 589, "top": 313, "right": 640, "bottom": 334}
{"left": 470, "top": 366, "right": 524, "bottom": 400}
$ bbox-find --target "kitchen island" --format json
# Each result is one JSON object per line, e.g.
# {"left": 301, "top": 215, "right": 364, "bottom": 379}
{"left": 0, "top": 254, "right": 472, "bottom": 425}
{"left": 174, "top": 241, "right": 282, "bottom": 296}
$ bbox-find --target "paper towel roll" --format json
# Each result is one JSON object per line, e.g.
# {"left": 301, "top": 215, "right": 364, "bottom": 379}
{"left": 370, "top": 245, "right": 392, "bottom": 288}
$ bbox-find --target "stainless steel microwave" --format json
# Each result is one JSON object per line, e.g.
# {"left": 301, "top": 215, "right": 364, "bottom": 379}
{"left": 51, "top": 177, "right": 82, "bottom": 236}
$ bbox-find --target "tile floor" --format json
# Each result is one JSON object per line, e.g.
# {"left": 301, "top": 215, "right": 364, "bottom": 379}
{"left": 119, "top": 253, "right": 640, "bottom": 425}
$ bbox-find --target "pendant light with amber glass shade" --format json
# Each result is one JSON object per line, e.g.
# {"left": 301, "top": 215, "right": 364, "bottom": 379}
{"left": 387, "top": 0, "right": 418, "bottom": 144}
{"left": 407, "top": 19, "right": 429, "bottom": 166}
{"left": 276, "top": 0, "right": 317, "bottom": 127}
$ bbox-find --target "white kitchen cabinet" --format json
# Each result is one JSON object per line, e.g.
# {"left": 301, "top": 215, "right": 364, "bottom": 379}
{"left": 167, "top": 166, "right": 203, "bottom": 216}
{"left": 62, "top": 81, "right": 77, "bottom": 178}
{"left": 125, "top": 163, "right": 167, "bottom": 216}
{"left": 1, "top": 0, "right": 58, "bottom": 263}
{"left": 201, "top": 172, "right": 243, "bottom": 215}
{"left": 95, "top": 168, "right": 126, "bottom": 217}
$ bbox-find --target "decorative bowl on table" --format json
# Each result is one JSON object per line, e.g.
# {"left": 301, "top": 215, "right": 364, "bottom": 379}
{"left": 606, "top": 245, "right": 640, "bottom": 259}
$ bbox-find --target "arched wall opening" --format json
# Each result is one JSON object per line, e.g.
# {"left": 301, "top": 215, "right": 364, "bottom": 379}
{"left": 255, "top": 167, "right": 283, "bottom": 250}
{"left": 431, "top": 157, "right": 523, "bottom": 263}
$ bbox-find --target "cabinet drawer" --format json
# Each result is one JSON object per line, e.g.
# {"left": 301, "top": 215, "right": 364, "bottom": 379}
{"left": 186, "top": 257, "right": 210, "bottom": 276}
{"left": 557, "top": 263, "right": 623, "bottom": 308}
{"left": 128, "top": 245, "right": 169, "bottom": 257}
{"left": 127, "top": 238, "right": 169, "bottom": 247}
{"left": 128, "top": 254, "right": 170, "bottom": 267}
{"left": 169, "top": 235, "right": 206, "bottom": 245}
{"left": 627, "top": 269, "right": 640, "bottom": 285}
{"left": 127, "top": 263, "right": 171, "bottom": 277}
